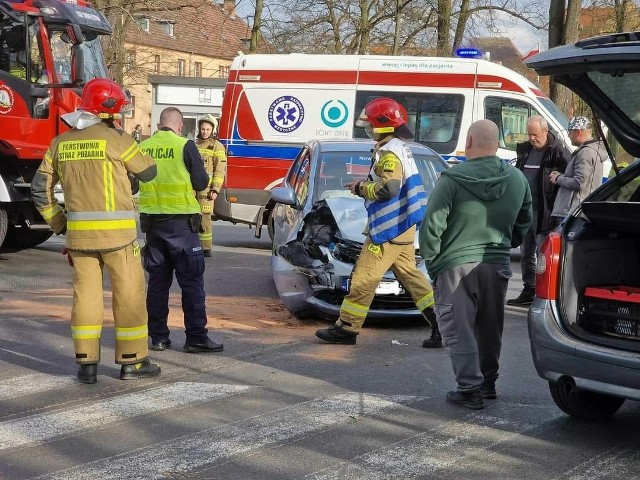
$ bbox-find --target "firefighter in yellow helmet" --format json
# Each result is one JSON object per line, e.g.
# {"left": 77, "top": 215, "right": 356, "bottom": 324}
{"left": 315, "top": 97, "right": 438, "bottom": 346}
{"left": 195, "top": 114, "right": 227, "bottom": 257}
{"left": 31, "top": 78, "right": 161, "bottom": 384}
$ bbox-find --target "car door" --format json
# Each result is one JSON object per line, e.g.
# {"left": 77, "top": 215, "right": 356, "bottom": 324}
{"left": 272, "top": 146, "right": 312, "bottom": 249}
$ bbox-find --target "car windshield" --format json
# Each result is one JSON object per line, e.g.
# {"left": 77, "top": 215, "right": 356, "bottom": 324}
{"left": 537, "top": 97, "right": 569, "bottom": 129}
{"left": 314, "top": 150, "right": 447, "bottom": 202}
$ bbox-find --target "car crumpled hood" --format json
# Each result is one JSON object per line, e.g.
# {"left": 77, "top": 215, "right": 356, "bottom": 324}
{"left": 323, "top": 197, "right": 367, "bottom": 243}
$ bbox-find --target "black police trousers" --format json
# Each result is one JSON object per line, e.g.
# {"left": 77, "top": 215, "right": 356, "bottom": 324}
{"left": 143, "top": 215, "right": 208, "bottom": 344}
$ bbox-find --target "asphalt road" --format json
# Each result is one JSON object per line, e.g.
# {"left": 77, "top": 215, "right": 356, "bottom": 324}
{"left": 0, "top": 222, "right": 639, "bottom": 480}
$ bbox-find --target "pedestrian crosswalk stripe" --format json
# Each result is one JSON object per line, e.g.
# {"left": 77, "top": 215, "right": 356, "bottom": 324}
{"left": 0, "top": 382, "right": 254, "bottom": 451}
{"left": 558, "top": 446, "right": 639, "bottom": 480}
{"left": 35, "top": 393, "right": 424, "bottom": 480}
{"left": 0, "top": 374, "right": 77, "bottom": 401}
{"left": 305, "top": 402, "right": 563, "bottom": 479}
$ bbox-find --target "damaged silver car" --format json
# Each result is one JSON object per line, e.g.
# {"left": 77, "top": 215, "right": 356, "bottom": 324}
{"left": 270, "top": 139, "right": 448, "bottom": 319}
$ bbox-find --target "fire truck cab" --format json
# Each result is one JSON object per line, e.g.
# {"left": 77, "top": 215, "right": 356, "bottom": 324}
{"left": 218, "top": 53, "right": 574, "bottom": 237}
{"left": 0, "top": 0, "right": 111, "bottom": 248}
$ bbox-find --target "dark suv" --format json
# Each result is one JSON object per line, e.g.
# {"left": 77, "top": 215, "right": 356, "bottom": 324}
{"left": 525, "top": 32, "right": 640, "bottom": 419}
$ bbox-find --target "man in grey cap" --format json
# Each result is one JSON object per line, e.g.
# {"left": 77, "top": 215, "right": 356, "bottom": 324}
{"left": 550, "top": 116, "right": 608, "bottom": 220}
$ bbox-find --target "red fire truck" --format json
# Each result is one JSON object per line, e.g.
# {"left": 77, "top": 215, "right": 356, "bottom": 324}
{"left": 0, "top": 0, "right": 111, "bottom": 248}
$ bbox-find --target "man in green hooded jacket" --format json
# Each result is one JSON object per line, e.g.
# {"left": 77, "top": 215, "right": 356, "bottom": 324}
{"left": 419, "top": 119, "right": 532, "bottom": 410}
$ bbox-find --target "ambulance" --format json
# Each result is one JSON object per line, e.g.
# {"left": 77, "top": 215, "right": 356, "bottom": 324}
{"left": 217, "top": 53, "right": 572, "bottom": 235}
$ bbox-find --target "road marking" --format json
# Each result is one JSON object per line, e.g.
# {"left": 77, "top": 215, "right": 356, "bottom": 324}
{"left": 556, "top": 446, "right": 640, "bottom": 480}
{"left": 0, "top": 348, "right": 60, "bottom": 366}
{"left": 0, "top": 382, "right": 253, "bottom": 451}
{"left": 305, "top": 402, "right": 563, "bottom": 479}
{"left": 36, "top": 393, "right": 424, "bottom": 480}
{"left": 0, "top": 374, "right": 77, "bottom": 401}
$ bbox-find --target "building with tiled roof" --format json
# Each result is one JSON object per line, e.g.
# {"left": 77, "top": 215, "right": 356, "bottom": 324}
{"left": 121, "top": 0, "right": 259, "bottom": 137}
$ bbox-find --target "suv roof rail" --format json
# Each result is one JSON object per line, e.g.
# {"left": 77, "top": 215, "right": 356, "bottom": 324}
{"left": 576, "top": 31, "right": 640, "bottom": 49}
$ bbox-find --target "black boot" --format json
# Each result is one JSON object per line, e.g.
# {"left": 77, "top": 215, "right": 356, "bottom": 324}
{"left": 422, "top": 324, "right": 443, "bottom": 348}
{"left": 422, "top": 308, "right": 443, "bottom": 348}
{"left": 119, "top": 359, "right": 161, "bottom": 380}
{"left": 315, "top": 325, "right": 357, "bottom": 345}
{"left": 77, "top": 363, "right": 98, "bottom": 384}
{"left": 507, "top": 287, "right": 535, "bottom": 306}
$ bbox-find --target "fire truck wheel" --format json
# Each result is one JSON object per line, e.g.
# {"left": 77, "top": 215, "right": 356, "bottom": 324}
{"left": 0, "top": 208, "right": 7, "bottom": 247}
{"left": 2, "top": 226, "right": 53, "bottom": 250}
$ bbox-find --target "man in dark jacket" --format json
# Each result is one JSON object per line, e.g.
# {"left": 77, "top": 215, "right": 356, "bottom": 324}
{"left": 507, "top": 116, "right": 570, "bottom": 306}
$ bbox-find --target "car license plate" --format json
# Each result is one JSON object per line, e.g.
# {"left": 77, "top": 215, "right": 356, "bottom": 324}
{"left": 375, "top": 280, "right": 403, "bottom": 295}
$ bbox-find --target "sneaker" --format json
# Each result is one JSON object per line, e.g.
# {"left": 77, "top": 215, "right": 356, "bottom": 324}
{"left": 77, "top": 363, "right": 98, "bottom": 384}
{"left": 119, "top": 359, "right": 161, "bottom": 380}
{"left": 183, "top": 338, "right": 224, "bottom": 353}
{"left": 480, "top": 381, "right": 497, "bottom": 399}
{"left": 506, "top": 288, "right": 535, "bottom": 306}
{"left": 422, "top": 325, "right": 443, "bottom": 348}
{"left": 315, "top": 325, "right": 357, "bottom": 345}
{"left": 446, "top": 390, "right": 484, "bottom": 410}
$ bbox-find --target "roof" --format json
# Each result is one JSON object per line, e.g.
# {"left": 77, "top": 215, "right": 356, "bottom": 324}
{"left": 148, "top": 75, "right": 227, "bottom": 87}
{"left": 472, "top": 37, "right": 523, "bottom": 68}
{"left": 123, "top": 0, "right": 260, "bottom": 60}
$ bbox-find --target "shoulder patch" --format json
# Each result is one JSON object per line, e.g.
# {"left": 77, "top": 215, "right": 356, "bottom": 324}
{"left": 383, "top": 160, "right": 395, "bottom": 172}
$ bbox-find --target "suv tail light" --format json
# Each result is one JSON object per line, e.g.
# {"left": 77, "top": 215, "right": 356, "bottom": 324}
{"left": 536, "top": 231, "right": 562, "bottom": 300}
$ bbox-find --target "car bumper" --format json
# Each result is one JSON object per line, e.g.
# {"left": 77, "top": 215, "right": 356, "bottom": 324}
{"left": 528, "top": 297, "right": 640, "bottom": 401}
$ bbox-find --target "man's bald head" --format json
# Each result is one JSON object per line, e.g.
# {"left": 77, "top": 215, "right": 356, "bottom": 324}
{"left": 158, "top": 107, "right": 183, "bottom": 134}
{"left": 465, "top": 120, "right": 499, "bottom": 159}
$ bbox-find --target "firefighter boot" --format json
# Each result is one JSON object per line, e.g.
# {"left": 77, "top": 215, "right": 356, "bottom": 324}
{"left": 315, "top": 324, "right": 357, "bottom": 345}
{"left": 421, "top": 308, "right": 443, "bottom": 348}
{"left": 77, "top": 363, "right": 98, "bottom": 384}
{"left": 119, "top": 359, "right": 161, "bottom": 380}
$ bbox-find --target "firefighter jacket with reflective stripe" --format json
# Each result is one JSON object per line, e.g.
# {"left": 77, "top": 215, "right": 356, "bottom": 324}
{"left": 363, "top": 138, "right": 427, "bottom": 245}
{"left": 195, "top": 137, "right": 227, "bottom": 193}
{"left": 138, "top": 130, "right": 201, "bottom": 214}
{"left": 31, "top": 122, "right": 157, "bottom": 251}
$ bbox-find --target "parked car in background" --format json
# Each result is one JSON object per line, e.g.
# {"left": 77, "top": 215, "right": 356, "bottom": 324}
{"left": 525, "top": 32, "right": 640, "bottom": 419}
{"left": 270, "top": 139, "right": 448, "bottom": 320}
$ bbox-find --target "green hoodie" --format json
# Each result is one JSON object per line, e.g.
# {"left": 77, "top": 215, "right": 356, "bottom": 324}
{"left": 419, "top": 155, "right": 532, "bottom": 279}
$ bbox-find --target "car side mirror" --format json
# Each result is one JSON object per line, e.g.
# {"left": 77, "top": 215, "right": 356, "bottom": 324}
{"left": 70, "top": 45, "right": 85, "bottom": 85}
{"left": 271, "top": 187, "right": 297, "bottom": 206}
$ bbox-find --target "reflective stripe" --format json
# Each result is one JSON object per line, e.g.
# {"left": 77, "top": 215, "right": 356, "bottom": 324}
{"left": 43, "top": 151, "right": 53, "bottom": 164}
{"left": 103, "top": 159, "right": 115, "bottom": 211}
{"left": 341, "top": 299, "right": 368, "bottom": 318}
{"left": 416, "top": 292, "right": 435, "bottom": 311}
{"left": 121, "top": 142, "right": 140, "bottom": 163}
{"left": 363, "top": 183, "right": 376, "bottom": 199}
{"left": 115, "top": 325, "right": 148, "bottom": 341}
{"left": 66, "top": 211, "right": 136, "bottom": 221}
{"left": 199, "top": 233, "right": 212, "bottom": 241}
{"left": 39, "top": 204, "right": 63, "bottom": 220}
{"left": 71, "top": 325, "right": 102, "bottom": 340}
{"left": 67, "top": 219, "right": 137, "bottom": 231}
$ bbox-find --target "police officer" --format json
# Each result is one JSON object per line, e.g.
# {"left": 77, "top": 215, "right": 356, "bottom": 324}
{"left": 139, "top": 107, "right": 224, "bottom": 353}
{"left": 195, "top": 114, "right": 227, "bottom": 257}
{"left": 315, "top": 97, "right": 438, "bottom": 346}
{"left": 31, "top": 78, "right": 161, "bottom": 384}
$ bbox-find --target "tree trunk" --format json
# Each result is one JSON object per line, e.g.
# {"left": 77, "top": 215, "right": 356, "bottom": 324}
{"left": 249, "top": 0, "right": 263, "bottom": 53}
{"left": 436, "top": 0, "right": 452, "bottom": 56}
{"left": 452, "top": 0, "right": 470, "bottom": 53}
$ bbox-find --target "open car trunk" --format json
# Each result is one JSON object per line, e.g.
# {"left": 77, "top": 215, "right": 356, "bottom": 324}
{"left": 561, "top": 200, "right": 640, "bottom": 352}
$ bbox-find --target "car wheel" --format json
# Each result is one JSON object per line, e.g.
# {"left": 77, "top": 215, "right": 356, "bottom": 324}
{"left": 548, "top": 380, "right": 625, "bottom": 420}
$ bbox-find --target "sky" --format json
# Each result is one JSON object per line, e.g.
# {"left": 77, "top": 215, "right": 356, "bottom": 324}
{"left": 232, "top": 0, "right": 548, "bottom": 56}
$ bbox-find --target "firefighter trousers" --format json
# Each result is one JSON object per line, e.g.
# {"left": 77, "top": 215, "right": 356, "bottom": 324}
{"left": 336, "top": 238, "right": 434, "bottom": 334}
{"left": 196, "top": 193, "right": 213, "bottom": 252}
{"left": 70, "top": 241, "right": 149, "bottom": 365}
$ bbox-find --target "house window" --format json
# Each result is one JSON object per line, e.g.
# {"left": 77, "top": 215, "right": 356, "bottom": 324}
{"left": 194, "top": 62, "right": 202, "bottom": 77}
{"left": 159, "top": 21, "right": 174, "bottom": 37}
{"left": 178, "top": 59, "right": 186, "bottom": 76}
{"left": 218, "top": 65, "right": 229, "bottom": 78}
{"left": 125, "top": 50, "right": 136, "bottom": 71}
{"left": 135, "top": 17, "right": 149, "bottom": 32}
{"left": 154, "top": 54, "right": 160, "bottom": 74}
{"left": 125, "top": 95, "right": 135, "bottom": 118}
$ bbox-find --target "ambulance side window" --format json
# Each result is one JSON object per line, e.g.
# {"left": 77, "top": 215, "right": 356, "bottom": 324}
{"left": 485, "top": 97, "right": 539, "bottom": 151}
{"left": 354, "top": 92, "right": 464, "bottom": 155}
